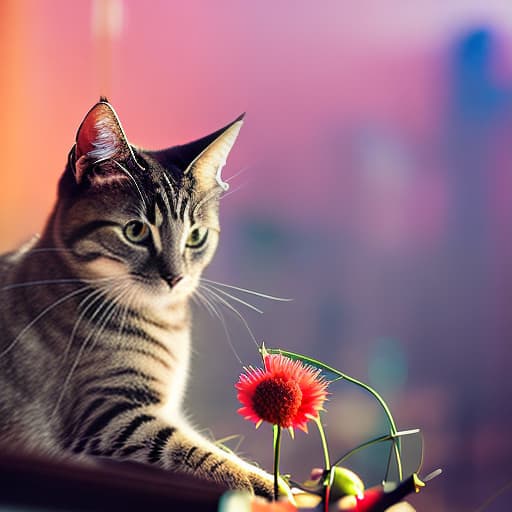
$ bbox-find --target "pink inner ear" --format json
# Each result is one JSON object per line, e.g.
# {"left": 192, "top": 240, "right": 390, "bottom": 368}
{"left": 76, "top": 112, "right": 101, "bottom": 160}
{"left": 74, "top": 102, "right": 132, "bottom": 185}
{"left": 76, "top": 103, "right": 123, "bottom": 163}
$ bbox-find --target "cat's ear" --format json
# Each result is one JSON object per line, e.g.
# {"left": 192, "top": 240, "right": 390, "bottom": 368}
{"left": 152, "top": 115, "right": 244, "bottom": 192}
{"left": 184, "top": 114, "right": 244, "bottom": 192}
{"left": 74, "top": 99, "right": 133, "bottom": 184}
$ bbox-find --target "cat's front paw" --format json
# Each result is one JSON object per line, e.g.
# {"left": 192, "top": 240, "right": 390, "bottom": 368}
{"left": 211, "top": 459, "right": 275, "bottom": 499}
{"left": 246, "top": 470, "right": 274, "bottom": 500}
{"left": 246, "top": 467, "right": 293, "bottom": 502}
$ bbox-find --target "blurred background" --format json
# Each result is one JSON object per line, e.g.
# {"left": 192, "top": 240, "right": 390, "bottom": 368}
{"left": 1, "top": 1, "right": 511, "bottom": 510}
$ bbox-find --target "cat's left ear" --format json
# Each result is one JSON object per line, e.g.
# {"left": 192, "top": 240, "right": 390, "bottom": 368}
{"left": 152, "top": 114, "right": 244, "bottom": 192}
{"left": 184, "top": 114, "right": 244, "bottom": 192}
{"left": 74, "top": 99, "right": 135, "bottom": 184}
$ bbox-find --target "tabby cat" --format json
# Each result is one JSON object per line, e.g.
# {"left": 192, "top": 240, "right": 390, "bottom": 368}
{"left": 0, "top": 99, "right": 274, "bottom": 497}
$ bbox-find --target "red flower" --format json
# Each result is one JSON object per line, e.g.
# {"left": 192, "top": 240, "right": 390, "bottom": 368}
{"left": 236, "top": 354, "right": 328, "bottom": 432}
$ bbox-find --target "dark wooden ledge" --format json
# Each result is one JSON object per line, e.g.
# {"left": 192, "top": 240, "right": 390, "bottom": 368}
{"left": 0, "top": 447, "right": 226, "bottom": 511}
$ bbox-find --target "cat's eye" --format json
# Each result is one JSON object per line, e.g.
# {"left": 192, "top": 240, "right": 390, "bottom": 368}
{"left": 186, "top": 226, "right": 209, "bottom": 249}
{"left": 123, "top": 220, "right": 150, "bottom": 244}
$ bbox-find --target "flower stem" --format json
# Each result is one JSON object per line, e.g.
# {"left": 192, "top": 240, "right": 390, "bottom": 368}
{"left": 333, "top": 373, "right": 402, "bottom": 480}
{"left": 265, "top": 348, "right": 403, "bottom": 480}
{"left": 273, "top": 424, "right": 282, "bottom": 501}
{"left": 314, "top": 414, "right": 330, "bottom": 470}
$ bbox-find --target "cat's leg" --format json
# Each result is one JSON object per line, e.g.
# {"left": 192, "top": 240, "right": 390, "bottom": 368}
{"left": 66, "top": 408, "right": 274, "bottom": 498}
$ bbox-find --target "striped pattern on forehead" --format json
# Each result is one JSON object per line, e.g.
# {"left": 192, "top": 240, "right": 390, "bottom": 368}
{"left": 154, "top": 173, "right": 190, "bottom": 224}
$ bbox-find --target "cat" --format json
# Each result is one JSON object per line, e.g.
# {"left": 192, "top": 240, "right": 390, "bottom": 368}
{"left": 0, "top": 98, "right": 274, "bottom": 498}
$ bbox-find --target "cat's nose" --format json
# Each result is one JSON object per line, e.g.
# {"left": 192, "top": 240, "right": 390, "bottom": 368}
{"left": 165, "top": 274, "right": 183, "bottom": 289}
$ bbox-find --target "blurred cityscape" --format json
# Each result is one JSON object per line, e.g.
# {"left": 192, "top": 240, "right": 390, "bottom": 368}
{"left": 1, "top": 2, "right": 511, "bottom": 510}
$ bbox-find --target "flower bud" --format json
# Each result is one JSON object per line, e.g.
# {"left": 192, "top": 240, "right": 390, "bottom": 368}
{"left": 328, "top": 467, "right": 365, "bottom": 501}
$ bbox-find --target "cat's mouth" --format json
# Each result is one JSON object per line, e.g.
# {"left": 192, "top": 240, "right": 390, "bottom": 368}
{"left": 80, "top": 258, "right": 196, "bottom": 307}
{"left": 129, "top": 272, "right": 196, "bottom": 303}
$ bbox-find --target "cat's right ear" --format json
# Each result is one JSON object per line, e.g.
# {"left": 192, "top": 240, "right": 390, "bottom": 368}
{"left": 73, "top": 100, "right": 133, "bottom": 184}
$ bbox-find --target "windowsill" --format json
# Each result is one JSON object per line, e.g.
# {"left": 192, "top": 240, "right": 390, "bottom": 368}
{"left": 0, "top": 446, "right": 225, "bottom": 511}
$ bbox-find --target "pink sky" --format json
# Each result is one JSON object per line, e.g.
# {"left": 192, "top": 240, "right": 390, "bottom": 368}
{"left": 0, "top": 0, "right": 510, "bottom": 252}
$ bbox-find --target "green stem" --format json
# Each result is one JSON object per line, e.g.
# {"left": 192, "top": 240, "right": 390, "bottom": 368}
{"left": 332, "top": 432, "right": 399, "bottom": 467}
{"left": 333, "top": 373, "right": 402, "bottom": 480}
{"left": 314, "top": 414, "right": 330, "bottom": 470}
{"left": 266, "top": 348, "right": 403, "bottom": 480}
{"left": 335, "top": 374, "right": 397, "bottom": 435}
{"left": 273, "top": 424, "right": 282, "bottom": 501}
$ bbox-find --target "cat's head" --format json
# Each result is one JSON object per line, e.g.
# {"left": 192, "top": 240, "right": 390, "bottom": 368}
{"left": 51, "top": 99, "right": 243, "bottom": 309}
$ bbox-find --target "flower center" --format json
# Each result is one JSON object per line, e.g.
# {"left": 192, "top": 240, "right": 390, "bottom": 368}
{"left": 251, "top": 377, "right": 303, "bottom": 427}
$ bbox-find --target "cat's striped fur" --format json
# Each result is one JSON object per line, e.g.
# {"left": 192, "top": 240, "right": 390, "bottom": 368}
{"left": 0, "top": 100, "right": 273, "bottom": 497}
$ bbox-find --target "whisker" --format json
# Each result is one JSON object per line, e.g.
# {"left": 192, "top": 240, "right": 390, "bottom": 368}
{"left": 200, "top": 286, "right": 259, "bottom": 349}
{"left": 201, "top": 283, "right": 264, "bottom": 314}
{"left": 62, "top": 286, "right": 115, "bottom": 362}
{"left": 116, "top": 287, "right": 136, "bottom": 344}
{"left": 1, "top": 275, "right": 128, "bottom": 292}
{"left": 193, "top": 290, "right": 218, "bottom": 319}
{"left": 52, "top": 282, "right": 131, "bottom": 418}
{"left": 61, "top": 275, "right": 133, "bottom": 360}
{"left": 206, "top": 295, "right": 243, "bottom": 365}
{"left": 200, "top": 278, "right": 292, "bottom": 302}
{"left": 85, "top": 283, "right": 132, "bottom": 356}
{"left": 0, "top": 285, "right": 92, "bottom": 359}
{"left": 225, "top": 166, "right": 250, "bottom": 183}
{"left": 221, "top": 183, "right": 246, "bottom": 200}
{"left": 2, "top": 278, "right": 84, "bottom": 291}
{"left": 194, "top": 289, "right": 243, "bottom": 364}
{"left": 196, "top": 287, "right": 228, "bottom": 321}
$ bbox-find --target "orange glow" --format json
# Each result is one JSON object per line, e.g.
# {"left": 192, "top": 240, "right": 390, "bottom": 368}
{"left": 0, "top": 1, "right": 31, "bottom": 248}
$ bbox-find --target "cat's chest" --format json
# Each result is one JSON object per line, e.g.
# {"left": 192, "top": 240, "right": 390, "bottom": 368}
{"left": 106, "top": 308, "right": 191, "bottom": 371}
{"left": 67, "top": 311, "right": 192, "bottom": 418}
{"left": 136, "top": 320, "right": 191, "bottom": 413}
